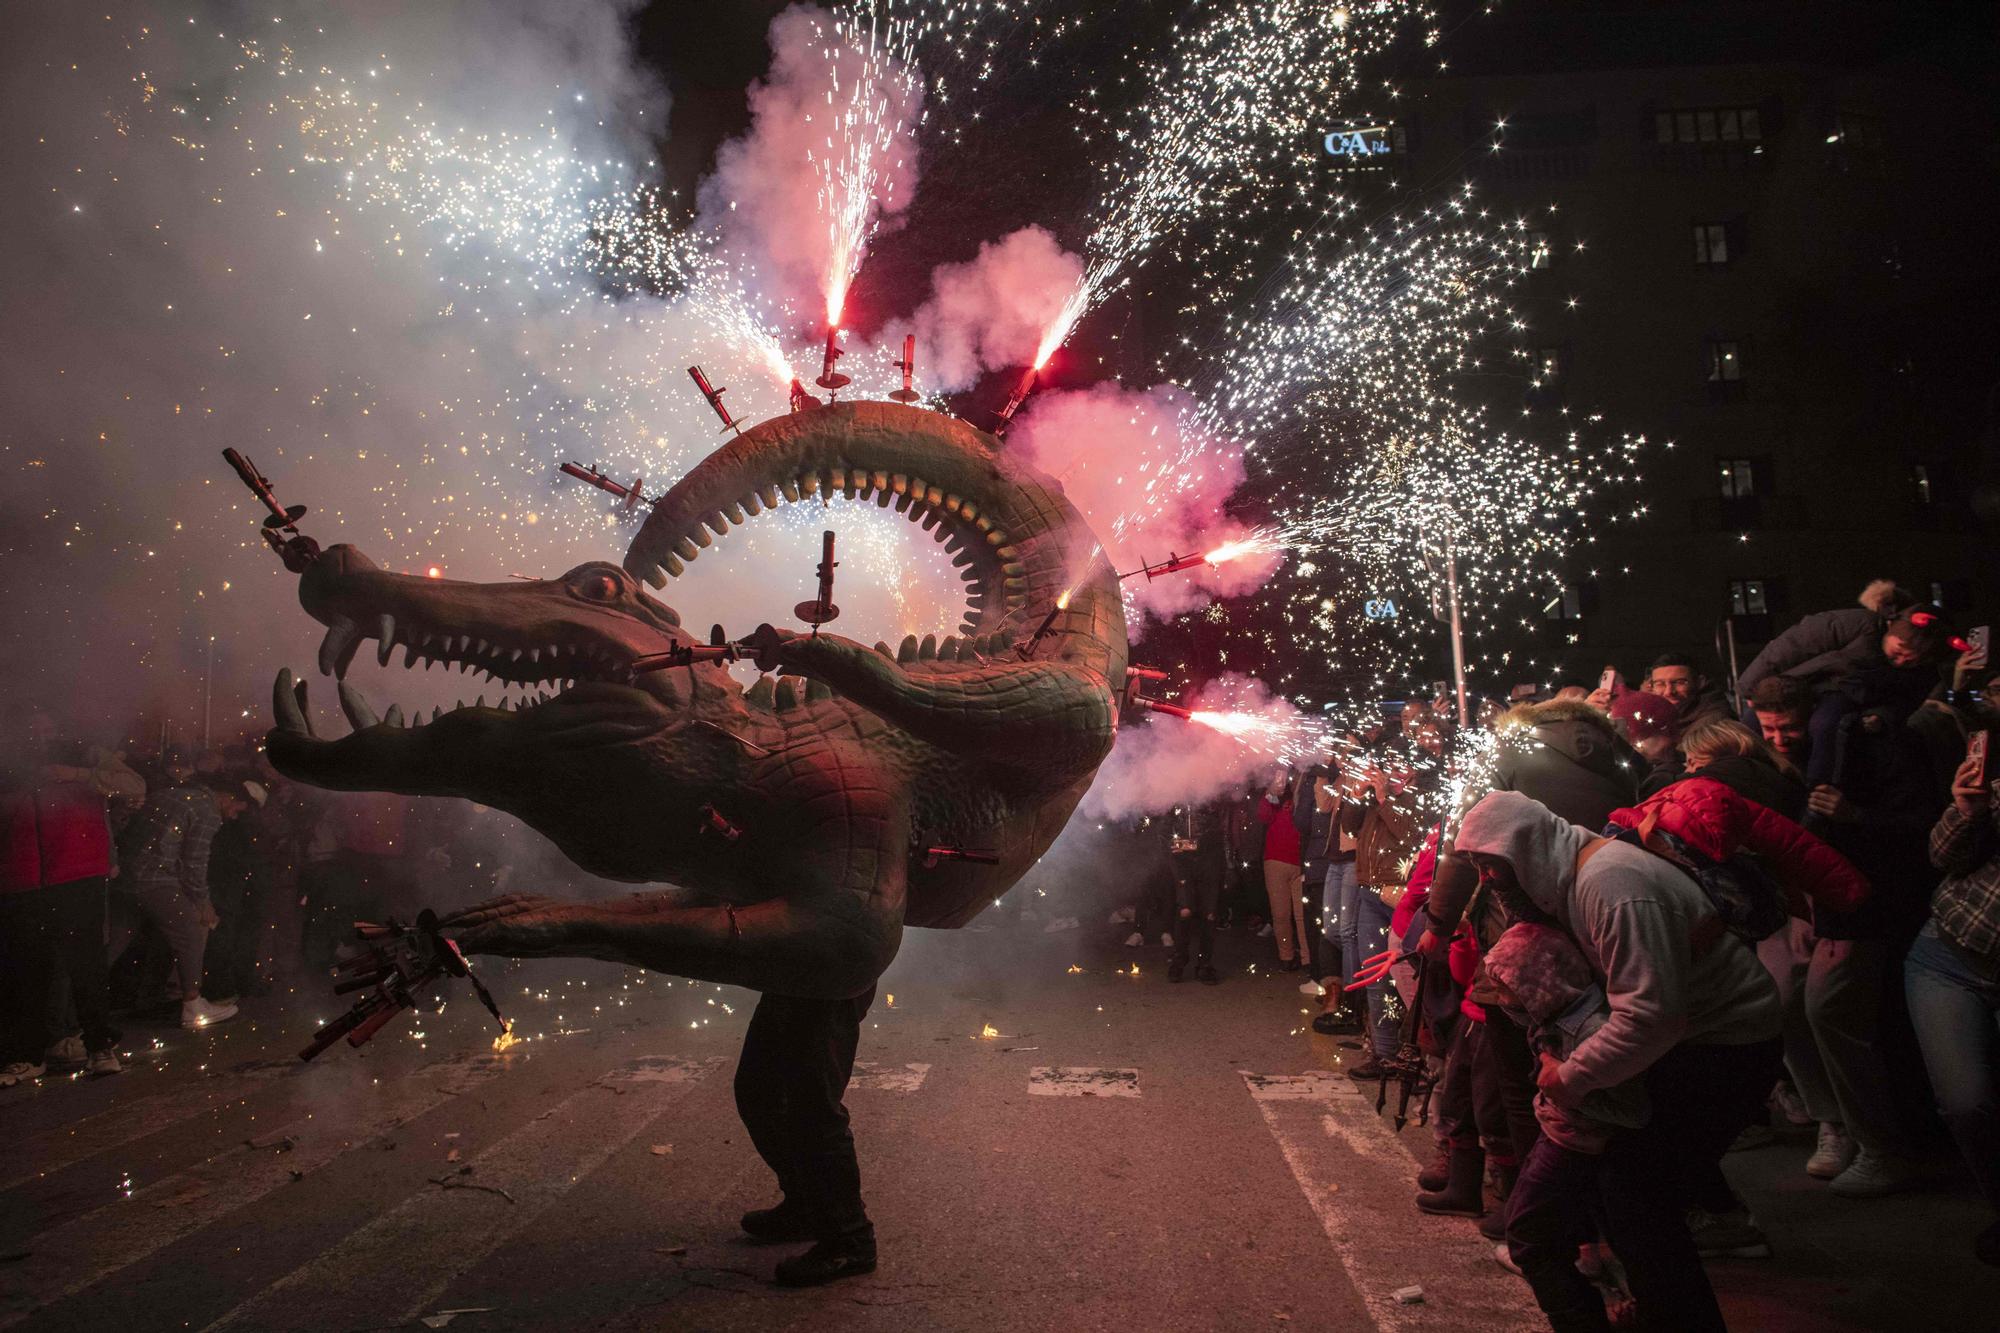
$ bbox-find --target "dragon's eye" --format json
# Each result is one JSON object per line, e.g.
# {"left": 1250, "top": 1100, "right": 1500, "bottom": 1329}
{"left": 574, "top": 570, "right": 621, "bottom": 602}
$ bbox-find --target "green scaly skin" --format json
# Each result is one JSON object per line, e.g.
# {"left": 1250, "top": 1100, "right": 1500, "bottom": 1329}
{"left": 265, "top": 402, "right": 1128, "bottom": 998}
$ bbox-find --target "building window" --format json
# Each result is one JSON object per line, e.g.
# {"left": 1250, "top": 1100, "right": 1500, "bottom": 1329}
{"left": 1912, "top": 465, "right": 1933, "bottom": 506}
{"left": 1694, "top": 222, "right": 1731, "bottom": 266}
{"left": 1718, "top": 458, "right": 1757, "bottom": 498}
{"left": 1657, "top": 105, "right": 1762, "bottom": 145}
{"left": 1728, "top": 579, "right": 1769, "bottom": 616}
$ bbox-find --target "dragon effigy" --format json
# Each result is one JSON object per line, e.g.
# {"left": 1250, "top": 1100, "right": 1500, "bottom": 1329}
{"left": 263, "top": 400, "right": 1128, "bottom": 996}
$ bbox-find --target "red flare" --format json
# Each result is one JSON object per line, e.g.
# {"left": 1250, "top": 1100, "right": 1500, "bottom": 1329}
{"left": 687, "top": 365, "right": 741, "bottom": 434}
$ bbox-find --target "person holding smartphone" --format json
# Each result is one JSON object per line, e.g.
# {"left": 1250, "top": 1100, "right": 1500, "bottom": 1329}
{"left": 1905, "top": 738, "right": 2000, "bottom": 1267}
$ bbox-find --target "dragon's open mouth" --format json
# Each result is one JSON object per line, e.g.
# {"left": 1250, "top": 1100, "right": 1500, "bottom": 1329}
{"left": 625, "top": 405, "right": 1047, "bottom": 637}
{"left": 311, "top": 610, "right": 639, "bottom": 721}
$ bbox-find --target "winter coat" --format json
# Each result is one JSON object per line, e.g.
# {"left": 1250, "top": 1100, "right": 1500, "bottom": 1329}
{"left": 1493, "top": 700, "right": 1643, "bottom": 830}
{"left": 1815, "top": 714, "right": 1940, "bottom": 940}
{"left": 1696, "top": 753, "right": 1806, "bottom": 821}
{"left": 1354, "top": 784, "right": 1423, "bottom": 887}
{"left": 1605, "top": 776, "right": 1871, "bottom": 920}
{"left": 1257, "top": 792, "right": 1301, "bottom": 865}
{"left": 2, "top": 781, "right": 113, "bottom": 893}
{"left": 1454, "top": 791, "right": 1782, "bottom": 1106}
{"left": 1738, "top": 606, "right": 1885, "bottom": 698}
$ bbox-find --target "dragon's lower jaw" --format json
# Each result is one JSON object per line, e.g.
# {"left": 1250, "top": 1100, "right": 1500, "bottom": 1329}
{"left": 265, "top": 668, "right": 665, "bottom": 794}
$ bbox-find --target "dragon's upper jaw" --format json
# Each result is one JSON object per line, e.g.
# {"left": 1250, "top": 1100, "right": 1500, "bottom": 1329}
{"left": 266, "top": 545, "right": 729, "bottom": 803}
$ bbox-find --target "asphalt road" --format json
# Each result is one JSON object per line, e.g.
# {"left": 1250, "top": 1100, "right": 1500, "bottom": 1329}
{"left": 1, "top": 915, "right": 1989, "bottom": 1332}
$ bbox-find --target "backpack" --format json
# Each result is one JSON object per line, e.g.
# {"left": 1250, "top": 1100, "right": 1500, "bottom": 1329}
{"left": 1602, "top": 813, "right": 1790, "bottom": 944}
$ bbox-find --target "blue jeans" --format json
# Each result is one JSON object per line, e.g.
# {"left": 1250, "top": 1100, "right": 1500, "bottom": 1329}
{"left": 1905, "top": 922, "right": 2000, "bottom": 1212}
{"left": 1355, "top": 885, "right": 1399, "bottom": 1059}
{"left": 1321, "top": 862, "right": 1359, "bottom": 985}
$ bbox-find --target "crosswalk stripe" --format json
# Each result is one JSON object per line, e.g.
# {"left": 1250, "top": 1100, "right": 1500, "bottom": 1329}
{"left": 196, "top": 1057, "right": 722, "bottom": 1333}
{"left": 1027, "top": 1066, "right": 1141, "bottom": 1098}
{"left": 849, "top": 1060, "right": 930, "bottom": 1093}
{"left": 1240, "top": 1071, "right": 1542, "bottom": 1332}
{"left": 0, "top": 1061, "right": 300, "bottom": 1193}
{"left": 0, "top": 1054, "right": 507, "bottom": 1330}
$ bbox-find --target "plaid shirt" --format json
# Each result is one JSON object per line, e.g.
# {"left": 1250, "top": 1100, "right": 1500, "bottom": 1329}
{"left": 123, "top": 784, "right": 221, "bottom": 901}
{"left": 1928, "top": 801, "right": 2000, "bottom": 965}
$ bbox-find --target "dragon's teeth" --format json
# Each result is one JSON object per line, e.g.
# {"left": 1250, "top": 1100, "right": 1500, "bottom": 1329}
{"left": 509, "top": 648, "right": 524, "bottom": 663}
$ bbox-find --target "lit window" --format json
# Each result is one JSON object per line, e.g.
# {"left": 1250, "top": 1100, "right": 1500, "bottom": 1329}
{"left": 1658, "top": 105, "right": 1763, "bottom": 145}
{"left": 1694, "top": 222, "right": 1730, "bottom": 265}
{"left": 1728, "top": 579, "right": 1768, "bottom": 616}
{"left": 1706, "top": 339, "right": 1742, "bottom": 383}
{"left": 1718, "top": 459, "right": 1756, "bottom": 498}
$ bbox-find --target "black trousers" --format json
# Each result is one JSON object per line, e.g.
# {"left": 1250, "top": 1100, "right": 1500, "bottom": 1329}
{"left": 1507, "top": 1136, "right": 1614, "bottom": 1333}
{"left": 733, "top": 987, "right": 876, "bottom": 1242}
{"left": 1595, "top": 1038, "right": 1782, "bottom": 1333}
{"left": 1171, "top": 862, "right": 1220, "bottom": 969}
{"left": 1480, "top": 1008, "right": 1542, "bottom": 1162}
{"left": 0, "top": 880, "right": 118, "bottom": 1062}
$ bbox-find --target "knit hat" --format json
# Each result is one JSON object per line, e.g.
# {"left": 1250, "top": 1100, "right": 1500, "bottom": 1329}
{"left": 1482, "top": 922, "right": 1597, "bottom": 1024}
{"left": 1610, "top": 690, "right": 1677, "bottom": 746}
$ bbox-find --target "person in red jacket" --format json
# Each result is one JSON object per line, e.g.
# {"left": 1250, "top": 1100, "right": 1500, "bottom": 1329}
{"left": 1256, "top": 765, "right": 1308, "bottom": 970}
{"left": 1, "top": 706, "right": 141, "bottom": 1086}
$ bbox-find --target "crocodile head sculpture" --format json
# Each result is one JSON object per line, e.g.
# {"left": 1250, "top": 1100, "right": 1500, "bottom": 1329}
{"left": 264, "top": 401, "right": 1128, "bottom": 998}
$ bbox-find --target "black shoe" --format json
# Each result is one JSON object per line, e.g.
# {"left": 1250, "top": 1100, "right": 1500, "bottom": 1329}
{"left": 1167, "top": 961, "right": 1186, "bottom": 983}
{"left": 740, "top": 1201, "right": 817, "bottom": 1243}
{"left": 1312, "top": 1009, "right": 1361, "bottom": 1035}
{"left": 1347, "top": 1057, "right": 1388, "bottom": 1081}
{"left": 773, "top": 1234, "right": 877, "bottom": 1287}
{"left": 1197, "top": 965, "right": 1220, "bottom": 986}
{"left": 1479, "top": 1205, "right": 1510, "bottom": 1241}
{"left": 1282, "top": 957, "right": 1304, "bottom": 972}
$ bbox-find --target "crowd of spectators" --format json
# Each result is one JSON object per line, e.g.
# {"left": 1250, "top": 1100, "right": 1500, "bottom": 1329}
{"left": 1120, "top": 580, "right": 1996, "bottom": 1329}
{"left": 0, "top": 703, "right": 566, "bottom": 1088}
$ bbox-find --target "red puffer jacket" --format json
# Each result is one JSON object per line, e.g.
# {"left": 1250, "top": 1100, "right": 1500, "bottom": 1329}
{"left": 2, "top": 783, "right": 113, "bottom": 893}
{"left": 1605, "top": 776, "right": 1870, "bottom": 917}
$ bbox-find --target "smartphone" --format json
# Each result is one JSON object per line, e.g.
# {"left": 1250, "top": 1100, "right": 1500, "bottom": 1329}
{"left": 1968, "top": 625, "right": 1991, "bottom": 671}
{"left": 1970, "top": 730, "right": 1990, "bottom": 786}
{"left": 1598, "top": 666, "right": 1619, "bottom": 693}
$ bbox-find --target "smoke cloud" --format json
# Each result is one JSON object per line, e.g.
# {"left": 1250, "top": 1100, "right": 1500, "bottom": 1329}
{"left": 907, "top": 226, "right": 1084, "bottom": 391}
{"left": 1082, "top": 673, "right": 1300, "bottom": 820}
{"left": 1010, "top": 382, "right": 1276, "bottom": 629}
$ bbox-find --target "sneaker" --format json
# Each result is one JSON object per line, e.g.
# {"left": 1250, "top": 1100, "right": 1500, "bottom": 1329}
{"left": 181, "top": 997, "right": 239, "bottom": 1030}
{"left": 1493, "top": 1242, "right": 1522, "bottom": 1276}
{"left": 1108, "top": 907, "right": 1135, "bottom": 925}
{"left": 1298, "top": 977, "right": 1326, "bottom": 996}
{"left": 1687, "top": 1207, "right": 1772, "bottom": 1259}
{"left": 86, "top": 1048, "right": 123, "bottom": 1076}
{"left": 1123, "top": 931, "right": 1145, "bottom": 948}
{"left": 0, "top": 1060, "right": 47, "bottom": 1088}
{"left": 1197, "top": 965, "right": 1220, "bottom": 986}
{"left": 1346, "top": 1057, "right": 1388, "bottom": 1081}
{"left": 1806, "top": 1123, "right": 1856, "bottom": 1180}
{"left": 44, "top": 1034, "right": 86, "bottom": 1070}
{"left": 1828, "top": 1149, "right": 1922, "bottom": 1198}
{"left": 1160, "top": 932, "right": 1174, "bottom": 948}
{"left": 1256, "top": 923, "right": 1274, "bottom": 938}
{"left": 1770, "top": 1081, "right": 1813, "bottom": 1127}
{"left": 1728, "top": 1124, "right": 1775, "bottom": 1153}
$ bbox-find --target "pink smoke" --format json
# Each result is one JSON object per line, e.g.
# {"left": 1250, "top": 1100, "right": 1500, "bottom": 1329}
{"left": 1010, "top": 382, "right": 1277, "bottom": 628}
{"left": 698, "top": 5, "right": 921, "bottom": 322}
{"left": 907, "top": 226, "right": 1084, "bottom": 391}
{"left": 1083, "top": 673, "right": 1302, "bottom": 818}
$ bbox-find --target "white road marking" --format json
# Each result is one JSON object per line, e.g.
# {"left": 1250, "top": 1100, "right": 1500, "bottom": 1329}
{"left": 0, "top": 1060, "right": 300, "bottom": 1192}
{"left": 1027, "top": 1066, "right": 1140, "bottom": 1098}
{"left": 199, "top": 1056, "right": 724, "bottom": 1333}
{"left": 849, "top": 1060, "right": 931, "bottom": 1093}
{"left": 0, "top": 1054, "right": 508, "bottom": 1330}
{"left": 1240, "top": 1071, "right": 1542, "bottom": 1332}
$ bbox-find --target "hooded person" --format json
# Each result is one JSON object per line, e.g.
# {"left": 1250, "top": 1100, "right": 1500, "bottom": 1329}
{"left": 1453, "top": 791, "right": 1782, "bottom": 1333}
